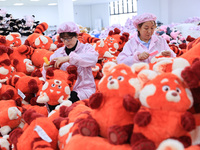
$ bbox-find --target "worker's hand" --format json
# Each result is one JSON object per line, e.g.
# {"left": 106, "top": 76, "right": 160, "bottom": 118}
{"left": 138, "top": 52, "right": 150, "bottom": 61}
{"left": 161, "top": 50, "right": 171, "bottom": 57}
{"left": 52, "top": 56, "right": 70, "bottom": 68}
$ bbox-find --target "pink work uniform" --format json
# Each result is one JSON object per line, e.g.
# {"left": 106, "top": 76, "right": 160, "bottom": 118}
{"left": 42, "top": 41, "right": 99, "bottom": 100}
{"left": 117, "top": 33, "right": 176, "bottom": 66}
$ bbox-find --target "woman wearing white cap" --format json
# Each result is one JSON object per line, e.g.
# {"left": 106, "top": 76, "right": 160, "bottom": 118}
{"left": 42, "top": 22, "right": 99, "bottom": 110}
{"left": 117, "top": 13, "right": 176, "bottom": 66}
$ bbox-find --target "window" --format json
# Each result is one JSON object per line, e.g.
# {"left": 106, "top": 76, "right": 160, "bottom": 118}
{"left": 109, "top": 0, "right": 137, "bottom": 26}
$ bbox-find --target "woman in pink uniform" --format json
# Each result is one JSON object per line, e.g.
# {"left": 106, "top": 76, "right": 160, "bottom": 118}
{"left": 43, "top": 22, "right": 98, "bottom": 110}
{"left": 117, "top": 13, "right": 176, "bottom": 66}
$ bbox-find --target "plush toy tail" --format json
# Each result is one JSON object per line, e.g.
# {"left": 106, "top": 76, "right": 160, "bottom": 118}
{"left": 34, "top": 22, "right": 48, "bottom": 34}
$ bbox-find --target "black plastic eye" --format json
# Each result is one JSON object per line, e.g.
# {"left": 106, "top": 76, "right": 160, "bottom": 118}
{"left": 117, "top": 76, "right": 124, "bottom": 81}
{"left": 162, "top": 85, "right": 170, "bottom": 92}
{"left": 108, "top": 76, "right": 112, "bottom": 81}
{"left": 176, "top": 87, "right": 181, "bottom": 93}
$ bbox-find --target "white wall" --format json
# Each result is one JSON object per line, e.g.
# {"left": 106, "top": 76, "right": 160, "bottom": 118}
{"left": 169, "top": 0, "right": 200, "bottom": 23}
{"left": 74, "top": 3, "right": 110, "bottom": 30}
{"left": 91, "top": 4, "right": 110, "bottom": 30}
{"left": 137, "top": 0, "right": 200, "bottom": 25}
{"left": 74, "top": 5, "right": 92, "bottom": 29}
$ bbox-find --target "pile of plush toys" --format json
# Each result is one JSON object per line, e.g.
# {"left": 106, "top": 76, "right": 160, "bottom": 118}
{"left": 0, "top": 9, "right": 40, "bottom": 36}
{"left": 0, "top": 11, "right": 199, "bottom": 150}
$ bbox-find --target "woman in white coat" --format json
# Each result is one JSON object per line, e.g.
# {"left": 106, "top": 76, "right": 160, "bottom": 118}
{"left": 42, "top": 22, "right": 99, "bottom": 111}
{"left": 117, "top": 13, "right": 176, "bottom": 66}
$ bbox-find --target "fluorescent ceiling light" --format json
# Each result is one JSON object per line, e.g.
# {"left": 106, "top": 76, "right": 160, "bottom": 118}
{"left": 14, "top": 3, "right": 24, "bottom": 6}
{"left": 48, "top": 3, "right": 58, "bottom": 6}
{"left": 30, "top": 0, "right": 40, "bottom": 1}
{"left": 72, "top": 0, "right": 77, "bottom": 1}
{"left": 0, "top": 0, "right": 6, "bottom": 1}
{"left": 48, "top": 3, "right": 57, "bottom": 6}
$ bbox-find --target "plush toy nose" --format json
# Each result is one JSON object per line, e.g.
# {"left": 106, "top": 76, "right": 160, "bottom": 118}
{"left": 172, "top": 92, "right": 178, "bottom": 97}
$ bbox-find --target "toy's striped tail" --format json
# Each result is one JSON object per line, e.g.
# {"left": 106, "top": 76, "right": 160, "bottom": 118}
{"left": 34, "top": 22, "right": 48, "bottom": 34}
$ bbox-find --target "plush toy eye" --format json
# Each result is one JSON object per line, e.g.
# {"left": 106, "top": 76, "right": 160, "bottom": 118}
{"left": 117, "top": 76, "right": 124, "bottom": 81}
{"left": 108, "top": 76, "right": 112, "bottom": 81}
{"left": 176, "top": 87, "right": 181, "bottom": 93}
{"left": 58, "top": 85, "right": 62, "bottom": 89}
{"left": 51, "top": 84, "right": 56, "bottom": 87}
{"left": 162, "top": 85, "right": 170, "bottom": 92}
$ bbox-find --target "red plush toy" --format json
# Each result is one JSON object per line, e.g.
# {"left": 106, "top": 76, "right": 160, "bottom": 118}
{"left": 0, "top": 100, "right": 23, "bottom": 136}
{"left": 104, "top": 28, "right": 129, "bottom": 56}
{"left": 17, "top": 44, "right": 54, "bottom": 68}
{"left": 77, "top": 62, "right": 141, "bottom": 145}
{"left": 6, "top": 32, "right": 22, "bottom": 47}
{"left": 181, "top": 58, "right": 200, "bottom": 114}
{"left": 9, "top": 109, "right": 59, "bottom": 150}
{"left": 24, "top": 22, "right": 57, "bottom": 51}
{"left": 36, "top": 79, "right": 71, "bottom": 106}
{"left": 0, "top": 45, "right": 15, "bottom": 83}
{"left": 131, "top": 69, "right": 195, "bottom": 149}
{"left": 9, "top": 46, "right": 35, "bottom": 75}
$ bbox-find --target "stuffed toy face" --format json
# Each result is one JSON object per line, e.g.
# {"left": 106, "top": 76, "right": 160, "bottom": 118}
{"left": 37, "top": 79, "right": 71, "bottom": 106}
{"left": 98, "top": 62, "right": 141, "bottom": 99}
{"left": 6, "top": 32, "right": 22, "bottom": 47}
{"left": 92, "top": 39, "right": 114, "bottom": 60}
{"left": 9, "top": 47, "right": 35, "bottom": 75}
{"left": 25, "top": 33, "right": 57, "bottom": 51}
{"left": 139, "top": 72, "right": 193, "bottom": 112}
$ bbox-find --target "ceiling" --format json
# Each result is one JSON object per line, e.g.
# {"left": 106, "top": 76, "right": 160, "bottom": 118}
{"left": 0, "top": 0, "right": 113, "bottom": 7}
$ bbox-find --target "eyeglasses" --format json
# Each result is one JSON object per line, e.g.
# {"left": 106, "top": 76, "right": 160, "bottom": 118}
{"left": 61, "top": 37, "right": 73, "bottom": 42}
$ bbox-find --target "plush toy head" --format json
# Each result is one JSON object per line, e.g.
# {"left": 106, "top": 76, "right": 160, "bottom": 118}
{"left": 36, "top": 79, "right": 71, "bottom": 106}
{"left": 98, "top": 62, "right": 141, "bottom": 99}
{"left": 9, "top": 46, "right": 35, "bottom": 75}
{"left": 92, "top": 39, "right": 114, "bottom": 60}
{"left": 104, "top": 28, "right": 129, "bottom": 55}
{"left": 139, "top": 70, "right": 193, "bottom": 111}
{"left": 24, "top": 22, "right": 57, "bottom": 51}
{"left": 6, "top": 32, "right": 22, "bottom": 47}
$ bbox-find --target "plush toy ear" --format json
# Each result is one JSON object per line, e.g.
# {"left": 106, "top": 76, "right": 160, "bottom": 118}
{"left": 131, "top": 62, "right": 149, "bottom": 74}
{"left": 137, "top": 69, "right": 157, "bottom": 86}
{"left": 114, "top": 28, "right": 120, "bottom": 34}
{"left": 9, "top": 128, "right": 24, "bottom": 148}
{"left": 172, "top": 68, "right": 184, "bottom": 82}
{"left": 102, "top": 61, "right": 117, "bottom": 75}
{"left": 153, "top": 57, "right": 190, "bottom": 74}
{"left": 53, "top": 117, "right": 69, "bottom": 130}
{"left": 23, "top": 109, "right": 45, "bottom": 125}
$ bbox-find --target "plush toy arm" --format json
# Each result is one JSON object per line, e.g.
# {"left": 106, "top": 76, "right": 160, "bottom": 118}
{"left": 181, "top": 111, "right": 196, "bottom": 132}
{"left": 89, "top": 92, "right": 103, "bottom": 109}
{"left": 123, "top": 94, "right": 141, "bottom": 112}
{"left": 134, "top": 111, "right": 151, "bottom": 127}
